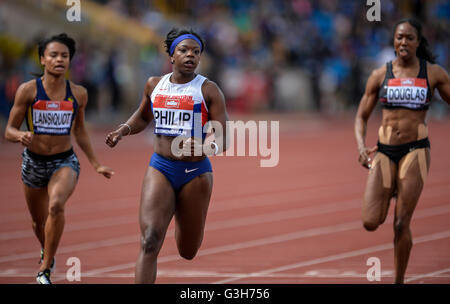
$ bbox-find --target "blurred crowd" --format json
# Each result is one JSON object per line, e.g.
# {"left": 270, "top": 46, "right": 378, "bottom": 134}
{"left": 1, "top": 0, "right": 449, "bottom": 127}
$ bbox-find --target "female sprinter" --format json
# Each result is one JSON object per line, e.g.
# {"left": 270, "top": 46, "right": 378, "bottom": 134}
{"left": 4, "top": 33, "right": 114, "bottom": 284}
{"left": 354, "top": 19, "right": 450, "bottom": 283}
{"left": 105, "top": 28, "right": 228, "bottom": 284}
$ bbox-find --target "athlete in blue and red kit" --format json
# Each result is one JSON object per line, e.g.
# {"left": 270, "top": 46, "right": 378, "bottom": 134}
{"left": 106, "top": 28, "right": 229, "bottom": 284}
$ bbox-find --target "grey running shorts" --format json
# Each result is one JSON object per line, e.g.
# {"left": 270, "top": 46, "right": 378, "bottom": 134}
{"left": 21, "top": 148, "right": 80, "bottom": 188}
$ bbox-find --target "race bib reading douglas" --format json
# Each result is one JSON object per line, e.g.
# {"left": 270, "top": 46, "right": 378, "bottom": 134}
{"left": 386, "top": 78, "right": 428, "bottom": 108}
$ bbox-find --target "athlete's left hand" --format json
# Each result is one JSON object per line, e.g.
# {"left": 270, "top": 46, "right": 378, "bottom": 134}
{"left": 96, "top": 165, "right": 115, "bottom": 179}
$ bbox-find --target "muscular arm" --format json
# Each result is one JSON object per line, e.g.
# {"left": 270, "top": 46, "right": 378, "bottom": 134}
{"left": 354, "top": 66, "right": 385, "bottom": 168}
{"left": 431, "top": 64, "right": 450, "bottom": 105}
{"left": 106, "top": 77, "right": 158, "bottom": 147}
{"left": 202, "top": 80, "right": 229, "bottom": 155}
{"left": 4, "top": 81, "right": 35, "bottom": 146}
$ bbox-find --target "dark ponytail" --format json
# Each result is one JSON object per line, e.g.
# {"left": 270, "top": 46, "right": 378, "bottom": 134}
{"left": 393, "top": 18, "right": 436, "bottom": 63}
{"left": 416, "top": 36, "right": 435, "bottom": 64}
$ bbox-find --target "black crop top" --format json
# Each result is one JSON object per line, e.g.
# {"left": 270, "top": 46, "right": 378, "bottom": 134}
{"left": 378, "top": 59, "right": 432, "bottom": 111}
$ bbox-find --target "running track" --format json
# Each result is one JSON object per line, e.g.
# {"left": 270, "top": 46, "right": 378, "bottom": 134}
{"left": 0, "top": 113, "right": 449, "bottom": 284}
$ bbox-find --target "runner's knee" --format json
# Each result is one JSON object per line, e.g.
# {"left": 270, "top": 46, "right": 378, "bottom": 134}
{"left": 141, "top": 227, "right": 163, "bottom": 255}
{"left": 48, "top": 200, "right": 65, "bottom": 216}
{"left": 178, "top": 245, "right": 199, "bottom": 260}
{"left": 363, "top": 220, "right": 379, "bottom": 232}
{"left": 31, "top": 220, "right": 45, "bottom": 231}
{"left": 394, "top": 217, "right": 410, "bottom": 235}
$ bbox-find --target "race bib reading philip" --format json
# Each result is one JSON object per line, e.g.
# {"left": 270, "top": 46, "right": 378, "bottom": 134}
{"left": 152, "top": 94, "right": 194, "bottom": 136}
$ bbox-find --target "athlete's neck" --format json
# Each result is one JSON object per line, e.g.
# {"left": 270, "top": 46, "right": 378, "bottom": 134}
{"left": 41, "top": 71, "right": 66, "bottom": 90}
{"left": 170, "top": 70, "right": 196, "bottom": 84}
{"left": 394, "top": 55, "right": 419, "bottom": 69}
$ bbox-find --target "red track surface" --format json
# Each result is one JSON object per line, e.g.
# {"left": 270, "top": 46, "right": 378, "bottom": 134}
{"left": 0, "top": 113, "right": 449, "bottom": 284}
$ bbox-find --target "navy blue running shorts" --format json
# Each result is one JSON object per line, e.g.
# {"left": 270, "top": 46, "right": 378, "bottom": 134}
{"left": 149, "top": 152, "right": 212, "bottom": 192}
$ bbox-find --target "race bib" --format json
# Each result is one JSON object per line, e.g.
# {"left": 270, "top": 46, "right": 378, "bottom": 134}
{"left": 386, "top": 78, "right": 428, "bottom": 108}
{"left": 153, "top": 94, "right": 194, "bottom": 136}
{"left": 32, "top": 100, "right": 74, "bottom": 134}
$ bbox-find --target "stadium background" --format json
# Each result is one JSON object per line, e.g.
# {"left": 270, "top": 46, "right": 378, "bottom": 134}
{"left": 0, "top": 0, "right": 448, "bottom": 125}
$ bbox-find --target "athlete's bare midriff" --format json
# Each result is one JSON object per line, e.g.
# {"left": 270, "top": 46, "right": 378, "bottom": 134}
{"left": 379, "top": 108, "right": 428, "bottom": 145}
{"left": 27, "top": 134, "right": 73, "bottom": 155}
{"left": 153, "top": 134, "right": 206, "bottom": 162}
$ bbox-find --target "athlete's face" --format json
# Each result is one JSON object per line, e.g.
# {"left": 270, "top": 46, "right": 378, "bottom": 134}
{"left": 171, "top": 39, "right": 201, "bottom": 74}
{"left": 40, "top": 42, "right": 70, "bottom": 75}
{"left": 393, "top": 22, "right": 420, "bottom": 60}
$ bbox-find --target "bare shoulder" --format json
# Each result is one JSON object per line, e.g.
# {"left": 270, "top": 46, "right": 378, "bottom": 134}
{"left": 370, "top": 64, "right": 387, "bottom": 82}
{"left": 364, "top": 64, "right": 386, "bottom": 91}
{"left": 427, "top": 62, "right": 449, "bottom": 79}
{"left": 201, "top": 79, "right": 225, "bottom": 110}
{"left": 145, "top": 76, "right": 163, "bottom": 91}
{"left": 146, "top": 76, "right": 163, "bottom": 86}
{"left": 69, "top": 81, "right": 88, "bottom": 103}
{"left": 202, "top": 79, "right": 222, "bottom": 97}
{"left": 16, "top": 79, "right": 37, "bottom": 101}
{"left": 426, "top": 62, "right": 450, "bottom": 92}
{"left": 202, "top": 79, "right": 219, "bottom": 89}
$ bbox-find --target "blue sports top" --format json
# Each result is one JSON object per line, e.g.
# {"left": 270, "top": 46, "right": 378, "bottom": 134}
{"left": 26, "top": 78, "right": 78, "bottom": 135}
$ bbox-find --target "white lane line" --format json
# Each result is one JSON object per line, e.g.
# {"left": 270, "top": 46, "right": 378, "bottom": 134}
{"left": 0, "top": 215, "right": 137, "bottom": 241}
{"left": 47, "top": 204, "right": 450, "bottom": 283}
{"left": 0, "top": 235, "right": 139, "bottom": 264}
{"left": 2, "top": 200, "right": 449, "bottom": 268}
{"left": 213, "top": 230, "right": 450, "bottom": 284}
{"left": 0, "top": 178, "right": 362, "bottom": 224}
{"left": 0, "top": 197, "right": 361, "bottom": 261}
{"left": 3, "top": 174, "right": 449, "bottom": 224}
{"left": 0, "top": 196, "right": 139, "bottom": 224}
{"left": 0, "top": 196, "right": 358, "bottom": 242}
{"left": 405, "top": 267, "right": 450, "bottom": 283}
{"left": 3, "top": 270, "right": 450, "bottom": 280}
{"left": 47, "top": 201, "right": 364, "bottom": 282}
{"left": 2, "top": 181, "right": 450, "bottom": 241}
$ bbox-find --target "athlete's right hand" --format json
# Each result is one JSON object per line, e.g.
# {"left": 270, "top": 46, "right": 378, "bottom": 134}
{"left": 19, "top": 131, "right": 33, "bottom": 147}
{"left": 358, "top": 145, "right": 377, "bottom": 169}
{"left": 105, "top": 130, "right": 122, "bottom": 148}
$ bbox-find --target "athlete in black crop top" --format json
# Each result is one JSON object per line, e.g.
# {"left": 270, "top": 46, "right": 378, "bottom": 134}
{"left": 4, "top": 33, "right": 114, "bottom": 284}
{"left": 379, "top": 59, "right": 433, "bottom": 110}
{"left": 354, "top": 19, "right": 450, "bottom": 284}
{"left": 355, "top": 19, "right": 450, "bottom": 283}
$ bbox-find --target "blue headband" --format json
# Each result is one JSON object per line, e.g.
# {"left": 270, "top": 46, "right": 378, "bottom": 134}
{"left": 169, "top": 34, "right": 203, "bottom": 56}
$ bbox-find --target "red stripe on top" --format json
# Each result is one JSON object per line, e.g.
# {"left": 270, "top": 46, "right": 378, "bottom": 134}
{"left": 33, "top": 100, "right": 74, "bottom": 111}
{"left": 153, "top": 95, "right": 194, "bottom": 110}
{"left": 201, "top": 101, "right": 208, "bottom": 126}
{"left": 387, "top": 78, "right": 427, "bottom": 88}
